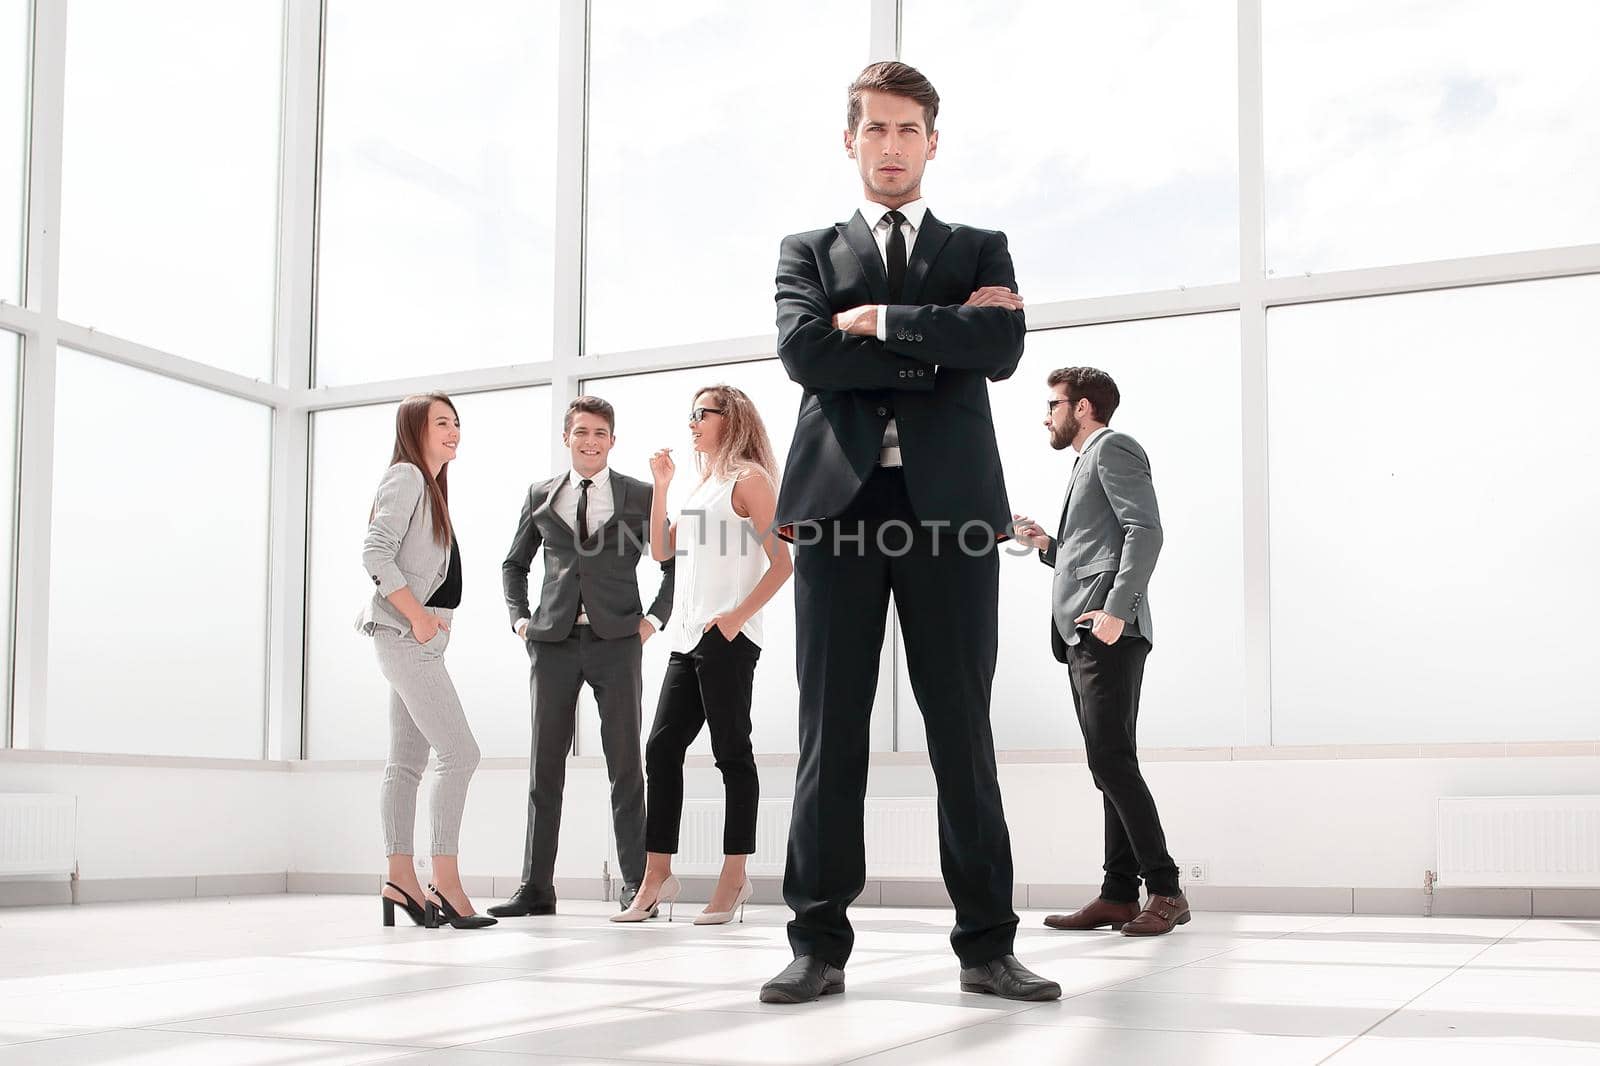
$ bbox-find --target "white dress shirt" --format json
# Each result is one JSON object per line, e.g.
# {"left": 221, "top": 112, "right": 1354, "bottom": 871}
{"left": 514, "top": 465, "right": 662, "bottom": 633}
{"left": 554, "top": 465, "right": 615, "bottom": 535}
{"left": 1075, "top": 426, "right": 1113, "bottom": 456}
{"left": 861, "top": 198, "right": 928, "bottom": 468}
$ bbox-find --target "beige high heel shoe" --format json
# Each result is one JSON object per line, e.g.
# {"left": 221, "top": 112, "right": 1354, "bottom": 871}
{"left": 610, "top": 875, "right": 681, "bottom": 923}
{"left": 694, "top": 877, "right": 753, "bottom": 926}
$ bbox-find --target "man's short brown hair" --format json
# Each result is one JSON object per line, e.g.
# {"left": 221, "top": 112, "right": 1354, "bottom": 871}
{"left": 847, "top": 61, "right": 940, "bottom": 134}
{"left": 1047, "top": 367, "right": 1121, "bottom": 424}
{"left": 564, "top": 395, "right": 615, "bottom": 435}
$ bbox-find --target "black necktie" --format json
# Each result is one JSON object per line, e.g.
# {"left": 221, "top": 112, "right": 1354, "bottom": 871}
{"left": 883, "top": 209, "right": 907, "bottom": 303}
{"left": 576, "top": 478, "right": 592, "bottom": 543}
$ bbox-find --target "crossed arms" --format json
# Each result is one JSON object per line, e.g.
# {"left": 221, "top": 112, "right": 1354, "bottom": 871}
{"left": 775, "top": 229, "right": 1026, "bottom": 391}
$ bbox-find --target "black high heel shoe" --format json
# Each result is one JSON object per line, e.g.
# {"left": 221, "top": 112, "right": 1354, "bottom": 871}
{"left": 381, "top": 882, "right": 438, "bottom": 928}
{"left": 429, "top": 884, "right": 498, "bottom": 929}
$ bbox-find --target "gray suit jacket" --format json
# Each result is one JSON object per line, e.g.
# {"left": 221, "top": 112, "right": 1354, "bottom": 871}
{"left": 356, "top": 462, "right": 450, "bottom": 638}
{"left": 1039, "top": 429, "right": 1163, "bottom": 660}
{"left": 501, "top": 471, "right": 674, "bottom": 643}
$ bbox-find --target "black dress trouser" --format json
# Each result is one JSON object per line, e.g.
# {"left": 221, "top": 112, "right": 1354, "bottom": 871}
{"left": 1065, "top": 631, "right": 1180, "bottom": 900}
{"left": 644, "top": 629, "right": 762, "bottom": 855}
{"left": 784, "top": 466, "right": 1019, "bottom": 968}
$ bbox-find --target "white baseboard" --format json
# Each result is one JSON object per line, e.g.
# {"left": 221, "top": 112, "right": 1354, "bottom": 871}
{"left": 5, "top": 873, "right": 1597, "bottom": 918}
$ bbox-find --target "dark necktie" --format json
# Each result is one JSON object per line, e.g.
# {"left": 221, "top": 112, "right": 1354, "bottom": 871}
{"left": 883, "top": 209, "right": 907, "bottom": 303}
{"left": 576, "top": 478, "right": 593, "bottom": 543}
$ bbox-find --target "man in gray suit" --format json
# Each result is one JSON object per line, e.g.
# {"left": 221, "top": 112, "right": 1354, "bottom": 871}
{"left": 1012, "top": 367, "right": 1188, "bottom": 937}
{"left": 492, "top": 396, "right": 674, "bottom": 916}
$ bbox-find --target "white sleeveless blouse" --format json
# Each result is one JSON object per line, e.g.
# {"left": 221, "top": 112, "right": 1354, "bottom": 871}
{"left": 669, "top": 471, "right": 768, "bottom": 654}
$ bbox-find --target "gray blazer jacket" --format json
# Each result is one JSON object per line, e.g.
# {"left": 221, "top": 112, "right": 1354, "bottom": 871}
{"left": 356, "top": 462, "right": 450, "bottom": 638}
{"left": 501, "top": 471, "right": 674, "bottom": 643}
{"left": 1039, "top": 429, "right": 1163, "bottom": 660}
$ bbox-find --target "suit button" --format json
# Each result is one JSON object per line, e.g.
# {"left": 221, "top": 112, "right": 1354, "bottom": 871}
{"left": 917, "top": 369, "right": 926, "bottom": 376}
{"left": 915, "top": 333, "right": 924, "bottom": 341}
{"left": 876, "top": 406, "right": 888, "bottom": 417}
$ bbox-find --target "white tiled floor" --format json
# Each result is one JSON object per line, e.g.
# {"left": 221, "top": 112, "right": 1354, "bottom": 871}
{"left": 1, "top": 896, "right": 1597, "bottom": 1064}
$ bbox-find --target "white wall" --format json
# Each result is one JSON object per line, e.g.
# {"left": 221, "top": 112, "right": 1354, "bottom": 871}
{"left": 6, "top": 747, "right": 1599, "bottom": 904}
{"left": 0, "top": 757, "right": 290, "bottom": 880}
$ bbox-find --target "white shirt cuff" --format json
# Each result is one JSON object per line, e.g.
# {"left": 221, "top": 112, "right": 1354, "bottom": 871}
{"left": 875, "top": 305, "right": 888, "bottom": 342}
{"left": 515, "top": 617, "right": 530, "bottom": 634}
{"left": 644, "top": 614, "right": 664, "bottom": 632}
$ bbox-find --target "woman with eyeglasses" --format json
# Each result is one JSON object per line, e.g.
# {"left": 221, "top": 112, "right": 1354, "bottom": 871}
{"left": 612, "top": 386, "right": 793, "bottom": 924}
{"left": 358, "top": 391, "right": 495, "bottom": 930}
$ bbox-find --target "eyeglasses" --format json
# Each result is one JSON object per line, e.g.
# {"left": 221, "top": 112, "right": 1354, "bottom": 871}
{"left": 1046, "top": 397, "right": 1072, "bottom": 414}
{"left": 689, "top": 407, "right": 725, "bottom": 424}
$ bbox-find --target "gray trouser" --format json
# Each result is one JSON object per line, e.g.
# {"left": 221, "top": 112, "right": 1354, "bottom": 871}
{"left": 373, "top": 610, "right": 481, "bottom": 856}
{"left": 521, "top": 626, "right": 646, "bottom": 893}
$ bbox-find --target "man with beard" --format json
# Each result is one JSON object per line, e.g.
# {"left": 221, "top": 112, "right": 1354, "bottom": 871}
{"left": 1012, "top": 367, "right": 1188, "bottom": 937}
{"left": 760, "top": 60, "right": 1059, "bottom": 1005}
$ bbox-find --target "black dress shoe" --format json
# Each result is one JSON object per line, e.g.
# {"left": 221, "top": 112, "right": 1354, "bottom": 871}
{"left": 758, "top": 955, "right": 845, "bottom": 1004}
{"left": 430, "top": 885, "right": 498, "bottom": 930}
{"left": 380, "top": 882, "right": 437, "bottom": 928}
{"left": 487, "top": 884, "right": 557, "bottom": 918}
{"left": 959, "top": 954, "right": 1062, "bottom": 1001}
{"left": 617, "top": 883, "right": 640, "bottom": 912}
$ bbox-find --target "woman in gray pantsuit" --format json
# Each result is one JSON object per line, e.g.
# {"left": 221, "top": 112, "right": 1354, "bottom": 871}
{"left": 358, "top": 391, "right": 494, "bottom": 929}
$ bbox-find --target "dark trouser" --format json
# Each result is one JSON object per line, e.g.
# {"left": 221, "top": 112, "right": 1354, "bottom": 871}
{"left": 644, "top": 629, "right": 762, "bottom": 855}
{"left": 520, "top": 626, "right": 647, "bottom": 896}
{"left": 785, "top": 466, "right": 1019, "bottom": 969}
{"left": 1065, "top": 632, "right": 1179, "bottom": 901}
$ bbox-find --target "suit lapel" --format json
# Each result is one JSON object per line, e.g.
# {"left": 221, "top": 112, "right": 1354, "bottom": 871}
{"left": 840, "top": 211, "right": 890, "bottom": 304}
{"left": 598, "top": 476, "right": 632, "bottom": 541}
{"left": 535, "top": 474, "right": 575, "bottom": 539}
{"left": 1056, "top": 433, "right": 1110, "bottom": 539}
{"left": 903, "top": 211, "right": 951, "bottom": 306}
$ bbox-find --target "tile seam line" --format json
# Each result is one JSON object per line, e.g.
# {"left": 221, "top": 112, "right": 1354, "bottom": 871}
{"left": 1313, "top": 916, "right": 1533, "bottom": 1065}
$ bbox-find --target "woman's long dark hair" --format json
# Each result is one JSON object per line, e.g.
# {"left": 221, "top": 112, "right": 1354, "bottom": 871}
{"left": 388, "top": 392, "right": 456, "bottom": 547}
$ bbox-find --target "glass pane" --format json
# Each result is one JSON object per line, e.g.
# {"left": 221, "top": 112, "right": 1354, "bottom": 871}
{"left": 0, "top": 331, "right": 18, "bottom": 736}
{"left": 0, "top": 0, "right": 27, "bottom": 303}
{"left": 902, "top": 0, "right": 1238, "bottom": 301}
{"left": 1265, "top": 0, "right": 1600, "bottom": 274}
{"left": 577, "top": 361, "right": 895, "bottom": 756}
{"left": 305, "top": 386, "right": 553, "bottom": 759}
{"left": 45, "top": 350, "right": 271, "bottom": 757}
{"left": 1269, "top": 277, "right": 1600, "bottom": 744}
{"left": 316, "top": 1, "right": 559, "bottom": 386}
{"left": 585, "top": 1, "right": 864, "bottom": 355}
{"left": 57, "top": 0, "right": 282, "bottom": 377}
{"left": 896, "top": 314, "right": 1248, "bottom": 750}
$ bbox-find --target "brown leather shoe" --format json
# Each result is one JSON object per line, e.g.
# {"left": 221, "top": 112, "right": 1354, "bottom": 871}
{"left": 1043, "top": 897, "right": 1141, "bottom": 931}
{"left": 1121, "top": 893, "right": 1191, "bottom": 936}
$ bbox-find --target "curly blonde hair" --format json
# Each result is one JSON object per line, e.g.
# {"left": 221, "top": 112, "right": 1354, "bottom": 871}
{"left": 693, "top": 384, "right": 777, "bottom": 488}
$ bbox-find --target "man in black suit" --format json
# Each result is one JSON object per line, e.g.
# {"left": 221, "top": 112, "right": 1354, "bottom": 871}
{"left": 759, "top": 61, "right": 1060, "bottom": 1005}
{"left": 491, "top": 396, "right": 674, "bottom": 918}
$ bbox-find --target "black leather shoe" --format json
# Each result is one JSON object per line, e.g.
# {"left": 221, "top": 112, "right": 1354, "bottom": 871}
{"left": 758, "top": 955, "right": 845, "bottom": 1004}
{"left": 430, "top": 885, "right": 497, "bottom": 930}
{"left": 959, "top": 954, "right": 1062, "bottom": 1001}
{"left": 487, "top": 883, "right": 556, "bottom": 918}
{"left": 617, "top": 883, "right": 640, "bottom": 912}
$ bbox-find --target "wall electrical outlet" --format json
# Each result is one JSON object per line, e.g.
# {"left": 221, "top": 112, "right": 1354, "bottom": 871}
{"left": 1182, "top": 861, "right": 1209, "bottom": 884}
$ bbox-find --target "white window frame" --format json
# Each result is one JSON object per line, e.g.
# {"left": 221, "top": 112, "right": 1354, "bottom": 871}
{"left": 4, "top": 0, "right": 1598, "bottom": 757}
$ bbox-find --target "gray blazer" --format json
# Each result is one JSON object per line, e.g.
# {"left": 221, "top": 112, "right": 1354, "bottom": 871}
{"left": 1039, "top": 429, "right": 1163, "bottom": 660}
{"left": 501, "top": 471, "right": 674, "bottom": 643}
{"left": 356, "top": 462, "right": 450, "bottom": 638}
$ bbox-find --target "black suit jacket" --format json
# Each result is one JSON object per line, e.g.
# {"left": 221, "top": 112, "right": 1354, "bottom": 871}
{"left": 772, "top": 209, "right": 1025, "bottom": 533}
{"left": 501, "top": 471, "right": 674, "bottom": 642}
